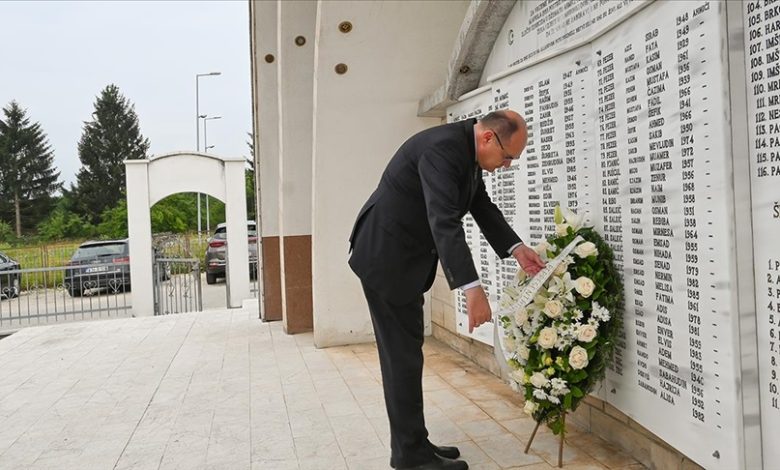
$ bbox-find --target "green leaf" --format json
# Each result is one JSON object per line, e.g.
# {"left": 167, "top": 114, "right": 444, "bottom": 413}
{"left": 564, "top": 393, "right": 573, "bottom": 409}
{"left": 571, "top": 386, "right": 584, "bottom": 397}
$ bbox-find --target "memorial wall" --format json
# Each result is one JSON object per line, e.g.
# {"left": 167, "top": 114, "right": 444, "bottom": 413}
{"left": 449, "top": 1, "right": 772, "bottom": 468}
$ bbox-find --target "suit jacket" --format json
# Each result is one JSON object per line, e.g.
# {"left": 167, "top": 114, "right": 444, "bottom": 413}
{"left": 348, "top": 118, "right": 521, "bottom": 306}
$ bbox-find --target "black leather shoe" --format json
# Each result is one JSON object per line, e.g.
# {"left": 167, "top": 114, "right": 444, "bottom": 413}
{"left": 390, "top": 443, "right": 461, "bottom": 468}
{"left": 396, "top": 456, "right": 468, "bottom": 470}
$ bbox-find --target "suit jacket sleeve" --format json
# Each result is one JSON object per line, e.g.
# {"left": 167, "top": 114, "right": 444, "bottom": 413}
{"left": 470, "top": 178, "right": 522, "bottom": 257}
{"left": 418, "top": 149, "right": 479, "bottom": 290}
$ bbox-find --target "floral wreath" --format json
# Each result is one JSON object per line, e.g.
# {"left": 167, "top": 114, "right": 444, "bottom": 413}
{"left": 496, "top": 205, "right": 624, "bottom": 435}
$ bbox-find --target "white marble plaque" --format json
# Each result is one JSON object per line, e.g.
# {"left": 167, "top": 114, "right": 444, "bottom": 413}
{"left": 448, "top": 1, "right": 744, "bottom": 467}
{"left": 743, "top": 0, "right": 780, "bottom": 465}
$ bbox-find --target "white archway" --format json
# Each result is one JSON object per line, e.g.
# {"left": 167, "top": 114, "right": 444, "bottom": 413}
{"left": 125, "top": 152, "right": 250, "bottom": 316}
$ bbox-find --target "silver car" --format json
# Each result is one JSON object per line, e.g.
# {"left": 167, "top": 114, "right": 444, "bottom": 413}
{"left": 205, "top": 221, "right": 258, "bottom": 284}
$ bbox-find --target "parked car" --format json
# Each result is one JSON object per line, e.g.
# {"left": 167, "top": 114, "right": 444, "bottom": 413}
{"left": 0, "top": 251, "right": 21, "bottom": 299}
{"left": 205, "top": 221, "right": 258, "bottom": 284}
{"left": 65, "top": 239, "right": 132, "bottom": 297}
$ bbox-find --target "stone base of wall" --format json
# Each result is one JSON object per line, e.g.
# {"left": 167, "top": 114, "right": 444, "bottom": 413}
{"left": 430, "top": 270, "right": 704, "bottom": 470}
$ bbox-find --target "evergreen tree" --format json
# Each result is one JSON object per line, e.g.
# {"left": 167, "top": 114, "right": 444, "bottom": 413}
{"left": 0, "top": 101, "right": 61, "bottom": 236}
{"left": 74, "top": 84, "right": 149, "bottom": 223}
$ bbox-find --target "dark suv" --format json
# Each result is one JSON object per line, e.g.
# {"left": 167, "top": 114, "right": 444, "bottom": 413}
{"left": 65, "top": 240, "right": 131, "bottom": 297}
{"left": 0, "top": 251, "right": 21, "bottom": 299}
{"left": 205, "top": 221, "right": 258, "bottom": 284}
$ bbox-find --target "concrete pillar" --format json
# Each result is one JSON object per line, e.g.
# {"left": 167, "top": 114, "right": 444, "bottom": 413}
{"left": 225, "top": 159, "right": 250, "bottom": 307}
{"left": 277, "top": 0, "right": 316, "bottom": 334}
{"left": 250, "top": 0, "right": 283, "bottom": 322}
{"left": 125, "top": 159, "right": 154, "bottom": 317}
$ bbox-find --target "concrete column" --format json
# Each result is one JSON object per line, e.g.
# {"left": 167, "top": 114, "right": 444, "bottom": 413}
{"left": 125, "top": 159, "right": 154, "bottom": 317}
{"left": 277, "top": 0, "right": 316, "bottom": 334}
{"left": 224, "top": 159, "right": 250, "bottom": 307}
{"left": 250, "top": 0, "right": 283, "bottom": 322}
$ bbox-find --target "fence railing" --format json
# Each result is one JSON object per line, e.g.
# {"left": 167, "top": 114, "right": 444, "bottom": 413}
{"left": 153, "top": 258, "right": 202, "bottom": 315}
{"left": 0, "top": 263, "right": 132, "bottom": 332}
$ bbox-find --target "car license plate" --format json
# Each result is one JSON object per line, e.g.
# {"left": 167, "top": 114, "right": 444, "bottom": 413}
{"left": 85, "top": 266, "right": 109, "bottom": 273}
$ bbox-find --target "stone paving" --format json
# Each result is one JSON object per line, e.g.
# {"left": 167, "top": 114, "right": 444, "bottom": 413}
{"left": 0, "top": 308, "right": 644, "bottom": 470}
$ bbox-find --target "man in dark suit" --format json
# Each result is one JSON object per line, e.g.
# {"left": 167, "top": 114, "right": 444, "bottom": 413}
{"left": 348, "top": 110, "right": 545, "bottom": 470}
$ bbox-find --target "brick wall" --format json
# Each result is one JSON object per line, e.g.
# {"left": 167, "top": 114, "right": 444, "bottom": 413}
{"left": 430, "top": 270, "right": 704, "bottom": 470}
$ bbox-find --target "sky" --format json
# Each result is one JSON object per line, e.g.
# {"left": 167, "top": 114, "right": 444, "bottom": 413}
{"left": 0, "top": 0, "right": 252, "bottom": 188}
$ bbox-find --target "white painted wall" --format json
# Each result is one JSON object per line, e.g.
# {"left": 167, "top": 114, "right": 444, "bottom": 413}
{"left": 278, "top": 0, "right": 316, "bottom": 237}
{"left": 311, "top": 0, "right": 470, "bottom": 347}
{"left": 254, "top": 0, "right": 280, "bottom": 238}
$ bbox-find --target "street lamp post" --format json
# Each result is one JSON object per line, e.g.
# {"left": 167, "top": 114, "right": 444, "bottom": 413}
{"left": 203, "top": 116, "right": 222, "bottom": 233}
{"left": 195, "top": 71, "right": 221, "bottom": 237}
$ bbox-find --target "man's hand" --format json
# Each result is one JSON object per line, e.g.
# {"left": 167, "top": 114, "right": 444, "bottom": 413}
{"left": 465, "top": 286, "right": 491, "bottom": 333}
{"left": 512, "top": 244, "right": 546, "bottom": 275}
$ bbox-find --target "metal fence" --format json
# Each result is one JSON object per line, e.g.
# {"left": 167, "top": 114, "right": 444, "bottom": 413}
{"left": 153, "top": 258, "right": 202, "bottom": 315}
{"left": 0, "top": 263, "right": 132, "bottom": 333}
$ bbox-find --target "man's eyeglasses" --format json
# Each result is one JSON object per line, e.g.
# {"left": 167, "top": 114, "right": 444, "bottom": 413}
{"left": 489, "top": 129, "right": 519, "bottom": 161}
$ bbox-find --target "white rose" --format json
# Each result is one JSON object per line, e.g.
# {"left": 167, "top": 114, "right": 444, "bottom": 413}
{"left": 577, "top": 324, "right": 598, "bottom": 343}
{"left": 537, "top": 327, "right": 558, "bottom": 349}
{"left": 517, "top": 344, "right": 530, "bottom": 360}
{"left": 530, "top": 372, "right": 549, "bottom": 388}
{"left": 510, "top": 369, "right": 525, "bottom": 383}
{"left": 504, "top": 335, "right": 517, "bottom": 352}
{"left": 514, "top": 308, "right": 528, "bottom": 326}
{"left": 533, "top": 241, "right": 551, "bottom": 256}
{"left": 523, "top": 400, "right": 539, "bottom": 415}
{"left": 555, "top": 260, "right": 570, "bottom": 275}
{"left": 575, "top": 276, "right": 595, "bottom": 298}
{"left": 543, "top": 300, "right": 564, "bottom": 319}
{"left": 555, "top": 223, "right": 570, "bottom": 236}
{"left": 574, "top": 241, "right": 598, "bottom": 258}
{"left": 569, "top": 346, "right": 589, "bottom": 370}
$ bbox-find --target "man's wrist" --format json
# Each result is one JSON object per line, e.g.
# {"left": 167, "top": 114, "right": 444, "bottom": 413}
{"left": 459, "top": 280, "right": 481, "bottom": 291}
{"left": 508, "top": 241, "right": 524, "bottom": 256}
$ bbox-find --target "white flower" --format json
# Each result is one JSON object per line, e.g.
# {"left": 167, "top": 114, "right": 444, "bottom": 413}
{"left": 547, "top": 395, "right": 561, "bottom": 405}
{"left": 555, "top": 223, "right": 570, "bottom": 236}
{"left": 533, "top": 241, "right": 551, "bottom": 256}
{"left": 572, "top": 309, "right": 584, "bottom": 321}
{"left": 504, "top": 335, "right": 517, "bottom": 352}
{"left": 514, "top": 308, "right": 528, "bottom": 326}
{"left": 554, "top": 260, "right": 568, "bottom": 275}
{"left": 510, "top": 369, "right": 525, "bottom": 383}
{"left": 532, "top": 388, "right": 549, "bottom": 401}
{"left": 543, "top": 300, "right": 564, "bottom": 319}
{"left": 550, "top": 378, "right": 570, "bottom": 396}
{"left": 561, "top": 207, "right": 586, "bottom": 231}
{"left": 548, "top": 272, "right": 575, "bottom": 297}
{"left": 517, "top": 344, "right": 530, "bottom": 360}
{"left": 588, "top": 317, "right": 600, "bottom": 327}
{"left": 530, "top": 372, "right": 550, "bottom": 388}
{"left": 537, "top": 327, "right": 558, "bottom": 349}
{"left": 591, "top": 301, "right": 611, "bottom": 322}
{"left": 569, "top": 346, "right": 589, "bottom": 370}
{"left": 524, "top": 400, "right": 539, "bottom": 415}
{"left": 575, "top": 276, "right": 595, "bottom": 298}
{"left": 577, "top": 324, "right": 598, "bottom": 343}
{"left": 574, "top": 241, "right": 598, "bottom": 258}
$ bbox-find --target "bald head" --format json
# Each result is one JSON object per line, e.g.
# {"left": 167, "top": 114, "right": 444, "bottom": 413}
{"left": 480, "top": 110, "right": 526, "bottom": 143}
{"left": 474, "top": 110, "right": 528, "bottom": 172}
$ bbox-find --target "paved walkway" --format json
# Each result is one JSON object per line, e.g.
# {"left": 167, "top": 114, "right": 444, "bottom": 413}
{"left": 0, "top": 309, "right": 643, "bottom": 470}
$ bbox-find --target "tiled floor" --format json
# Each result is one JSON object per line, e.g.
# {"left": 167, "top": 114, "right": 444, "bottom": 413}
{"left": 0, "top": 308, "right": 643, "bottom": 470}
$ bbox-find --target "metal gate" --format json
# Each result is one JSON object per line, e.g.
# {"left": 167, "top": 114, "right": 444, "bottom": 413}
{"left": 153, "top": 258, "right": 202, "bottom": 315}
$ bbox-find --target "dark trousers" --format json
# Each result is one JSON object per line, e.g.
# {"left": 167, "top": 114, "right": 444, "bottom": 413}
{"left": 361, "top": 282, "right": 436, "bottom": 468}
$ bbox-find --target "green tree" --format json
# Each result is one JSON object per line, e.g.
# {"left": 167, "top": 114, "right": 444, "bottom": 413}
{"left": 245, "top": 132, "right": 256, "bottom": 220}
{"left": 74, "top": 84, "right": 150, "bottom": 224}
{"left": 0, "top": 101, "right": 61, "bottom": 236}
